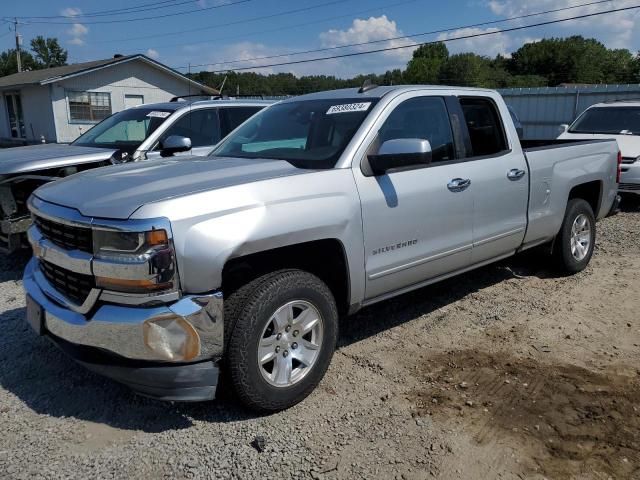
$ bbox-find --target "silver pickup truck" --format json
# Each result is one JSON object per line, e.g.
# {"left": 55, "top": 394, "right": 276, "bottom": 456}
{"left": 23, "top": 85, "right": 619, "bottom": 412}
{"left": 0, "top": 97, "right": 270, "bottom": 252}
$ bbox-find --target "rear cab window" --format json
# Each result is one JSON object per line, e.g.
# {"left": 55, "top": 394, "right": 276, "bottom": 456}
{"left": 459, "top": 97, "right": 508, "bottom": 157}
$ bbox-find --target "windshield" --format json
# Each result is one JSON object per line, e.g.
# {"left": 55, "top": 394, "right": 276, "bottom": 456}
{"left": 569, "top": 107, "right": 640, "bottom": 135}
{"left": 210, "top": 98, "right": 378, "bottom": 169}
{"left": 72, "top": 107, "right": 175, "bottom": 152}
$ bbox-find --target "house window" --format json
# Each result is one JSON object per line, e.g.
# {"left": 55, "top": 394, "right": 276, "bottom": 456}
{"left": 67, "top": 91, "right": 112, "bottom": 123}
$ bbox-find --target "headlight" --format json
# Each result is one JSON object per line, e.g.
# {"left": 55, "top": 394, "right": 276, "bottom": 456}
{"left": 93, "top": 228, "right": 177, "bottom": 294}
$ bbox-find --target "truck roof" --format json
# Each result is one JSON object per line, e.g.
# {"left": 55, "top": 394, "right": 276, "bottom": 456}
{"left": 280, "top": 85, "right": 497, "bottom": 103}
{"left": 588, "top": 100, "right": 640, "bottom": 109}
{"left": 134, "top": 98, "right": 276, "bottom": 111}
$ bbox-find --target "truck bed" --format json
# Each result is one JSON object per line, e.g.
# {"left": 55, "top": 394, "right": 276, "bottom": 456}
{"left": 521, "top": 137, "right": 619, "bottom": 248}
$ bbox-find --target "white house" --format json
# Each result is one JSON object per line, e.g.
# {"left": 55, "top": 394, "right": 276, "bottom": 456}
{"left": 0, "top": 54, "right": 217, "bottom": 144}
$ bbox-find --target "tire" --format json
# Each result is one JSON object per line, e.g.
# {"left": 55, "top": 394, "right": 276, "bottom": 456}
{"left": 553, "top": 198, "right": 596, "bottom": 274}
{"left": 225, "top": 269, "right": 338, "bottom": 412}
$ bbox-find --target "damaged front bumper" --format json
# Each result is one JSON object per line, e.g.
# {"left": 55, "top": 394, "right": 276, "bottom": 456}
{"left": 23, "top": 258, "right": 225, "bottom": 401}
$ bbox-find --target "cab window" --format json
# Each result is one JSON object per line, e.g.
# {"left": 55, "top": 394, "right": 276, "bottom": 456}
{"left": 221, "top": 106, "right": 264, "bottom": 136}
{"left": 160, "top": 108, "right": 221, "bottom": 148}
{"left": 459, "top": 98, "right": 508, "bottom": 157}
{"left": 377, "top": 96, "right": 455, "bottom": 163}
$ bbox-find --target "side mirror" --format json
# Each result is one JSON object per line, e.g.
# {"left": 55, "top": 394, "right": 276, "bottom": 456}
{"left": 160, "top": 135, "right": 191, "bottom": 157}
{"left": 368, "top": 139, "right": 432, "bottom": 176}
{"left": 559, "top": 124, "right": 569, "bottom": 135}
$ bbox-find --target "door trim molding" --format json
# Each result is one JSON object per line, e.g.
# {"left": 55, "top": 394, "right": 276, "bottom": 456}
{"left": 368, "top": 243, "right": 472, "bottom": 280}
{"left": 473, "top": 227, "right": 525, "bottom": 248}
{"left": 363, "top": 251, "right": 514, "bottom": 307}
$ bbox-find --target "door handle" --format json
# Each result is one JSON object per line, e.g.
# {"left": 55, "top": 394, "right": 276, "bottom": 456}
{"left": 507, "top": 169, "right": 526, "bottom": 180}
{"left": 447, "top": 178, "right": 471, "bottom": 192}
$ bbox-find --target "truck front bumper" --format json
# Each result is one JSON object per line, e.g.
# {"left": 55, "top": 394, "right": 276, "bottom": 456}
{"left": 620, "top": 162, "right": 640, "bottom": 195}
{"left": 0, "top": 216, "right": 31, "bottom": 253}
{"left": 23, "top": 258, "right": 225, "bottom": 402}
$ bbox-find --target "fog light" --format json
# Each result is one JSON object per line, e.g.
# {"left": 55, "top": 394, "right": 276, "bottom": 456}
{"left": 143, "top": 316, "right": 201, "bottom": 361}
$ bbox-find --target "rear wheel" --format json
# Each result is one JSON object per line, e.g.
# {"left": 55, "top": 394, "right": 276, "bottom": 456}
{"left": 553, "top": 198, "right": 596, "bottom": 273}
{"left": 225, "top": 269, "right": 338, "bottom": 412}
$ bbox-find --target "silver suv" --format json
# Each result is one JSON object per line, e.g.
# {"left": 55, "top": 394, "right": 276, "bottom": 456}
{"left": 0, "top": 96, "right": 273, "bottom": 251}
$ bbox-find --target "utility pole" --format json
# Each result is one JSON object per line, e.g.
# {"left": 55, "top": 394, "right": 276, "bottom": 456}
{"left": 14, "top": 18, "right": 22, "bottom": 73}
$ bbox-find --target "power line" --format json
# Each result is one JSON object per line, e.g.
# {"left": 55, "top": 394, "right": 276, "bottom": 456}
{"left": 178, "top": 0, "right": 616, "bottom": 70}
{"left": 202, "top": 3, "right": 640, "bottom": 73}
{"left": 7, "top": 0, "right": 186, "bottom": 20}
{"left": 93, "top": 0, "right": 351, "bottom": 44}
{"left": 124, "top": 0, "right": 420, "bottom": 52}
{"left": 4, "top": 0, "right": 253, "bottom": 25}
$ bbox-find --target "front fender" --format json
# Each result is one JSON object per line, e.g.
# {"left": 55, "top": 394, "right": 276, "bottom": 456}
{"left": 132, "top": 169, "right": 366, "bottom": 305}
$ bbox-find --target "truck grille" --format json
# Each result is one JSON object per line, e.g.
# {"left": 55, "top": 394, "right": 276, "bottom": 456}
{"left": 619, "top": 183, "right": 640, "bottom": 191}
{"left": 621, "top": 157, "right": 637, "bottom": 164}
{"left": 39, "top": 260, "right": 95, "bottom": 305}
{"left": 34, "top": 215, "right": 93, "bottom": 253}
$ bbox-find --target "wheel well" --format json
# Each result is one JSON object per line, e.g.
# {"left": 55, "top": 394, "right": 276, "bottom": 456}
{"left": 222, "top": 239, "right": 351, "bottom": 315}
{"left": 568, "top": 181, "right": 601, "bottom": 215}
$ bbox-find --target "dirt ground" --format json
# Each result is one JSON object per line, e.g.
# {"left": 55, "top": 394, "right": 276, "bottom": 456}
{"left": 1, "top": 201, "right": 639, "bottom": 480}
{"left": 334, "top": 200, "right": 640, "bottom": 480}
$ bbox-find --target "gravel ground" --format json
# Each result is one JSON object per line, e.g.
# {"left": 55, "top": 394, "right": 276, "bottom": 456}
{"left": 1, "top": 201, "right": 639, "bottom": 480}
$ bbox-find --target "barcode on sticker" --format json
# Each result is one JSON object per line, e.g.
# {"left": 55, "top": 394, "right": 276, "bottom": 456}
{"left": 326, "top": 102, "right": 371, "bottom": 115}
{"left": 147, "top": 111, "right": 171, "bottom": 118}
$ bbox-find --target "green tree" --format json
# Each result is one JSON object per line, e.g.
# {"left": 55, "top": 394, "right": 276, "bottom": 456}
{"left": 30, "top": 36, "right": 68, "bottom": 68}
{"left": 0, "top": 49, "right": 37, "bottom": 77}
{"left": 438, "top": 53, "right": 494, "bottom": 87}
{"left": 508, "top": 36, "right": 639, "bottom": 86}
{"left": 404, "top": 42, "right": 449, "bottom": 84}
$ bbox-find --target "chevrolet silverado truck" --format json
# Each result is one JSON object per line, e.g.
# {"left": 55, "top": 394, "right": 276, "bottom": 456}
{"left": 23, "top": 85, "right": 620, "bottom": 412}
{"left": 0, "top": 97, "right": 271, "bottom": 252}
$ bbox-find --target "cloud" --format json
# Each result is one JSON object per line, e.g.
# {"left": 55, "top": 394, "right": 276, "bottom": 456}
{"left": 67, "top": 22, "right": 88, "bottom": 46}
{"left": 437, "top": 27, "right": 512, "bottom": 57}
{"left": 68, "top": 23, "right": 88, "bottom": 37}
{"left": 60, "top": 7, "right": 81, "bottom": 17}
{"left": 319, "top": 15, "right": 416, "bottom": 64}
{"left": 146, "top": 48, "right": 160, "bottom": 60}
{"left": 486, "top": 0, "right": 639, "bottom": 49}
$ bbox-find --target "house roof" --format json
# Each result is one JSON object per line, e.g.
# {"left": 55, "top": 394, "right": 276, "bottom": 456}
{"left": 0, "top": 54, "right": 217, "bottom": 94}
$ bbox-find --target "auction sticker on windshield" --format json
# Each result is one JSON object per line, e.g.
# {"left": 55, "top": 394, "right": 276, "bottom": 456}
{"left": 326, "top": 102, "right": 372, "bottom": 115}
{"left": 147, "top": 111, "right": 171, "bottom": 118}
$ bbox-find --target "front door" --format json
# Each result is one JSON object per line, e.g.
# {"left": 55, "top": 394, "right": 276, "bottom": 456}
{"left": 124, "top": 94, "right": 144, "bottom": 109}
{"left": 4, "top": 93, "right": 25, "bottom": 139}
{"left": 354, "top": 94, "right": 474, "bottom": 300}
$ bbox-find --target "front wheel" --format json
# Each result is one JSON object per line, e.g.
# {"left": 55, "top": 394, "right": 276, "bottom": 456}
{"left": 553, "top": 198, "right": 596, "bottom": 274}
{"left": 225, "top": 270, "right": 338, "bottom": 412}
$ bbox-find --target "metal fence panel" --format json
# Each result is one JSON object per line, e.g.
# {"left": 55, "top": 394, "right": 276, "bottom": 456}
{"left": 499, "top": 84, "right": 640, "bottom": 139}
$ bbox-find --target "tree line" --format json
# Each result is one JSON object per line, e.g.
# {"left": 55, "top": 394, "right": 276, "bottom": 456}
{"left": 1, "top": 34, "right": 638, "bottom": 94}
{"left": 189, "top": 36, "right": 640, "bottom": 95}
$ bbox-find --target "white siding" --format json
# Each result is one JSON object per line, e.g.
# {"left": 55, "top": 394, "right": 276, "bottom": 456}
{"left": 0, "top": 86, "right": 56, "bottom": 142}
{"left": 20, "top": 85, "right": 56, "bottom": 142}
{"left": 51, "top": 59, "right": 202, "bottom": 143}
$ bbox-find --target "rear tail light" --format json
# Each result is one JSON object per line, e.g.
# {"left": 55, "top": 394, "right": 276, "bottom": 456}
{"left": 617, "top": 150, "right": 622, "bottom": 184}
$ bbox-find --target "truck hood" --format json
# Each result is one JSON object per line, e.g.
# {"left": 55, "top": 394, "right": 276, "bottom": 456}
{"left": 558, "top": 132, "right": 640, "bottom": 158}
{"left": 34, "top": 156, "right": 308, "bottom": 219}
{"left": 0, "top": 143, "right": 116, "bottom": 175}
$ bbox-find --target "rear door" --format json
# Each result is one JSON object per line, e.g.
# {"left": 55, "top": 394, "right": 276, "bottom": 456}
{"left": 354, "top": 93, "right": 474, "bottom": 300}
{"left": 457, "top": 96, "right": 529, "bottom": 263}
